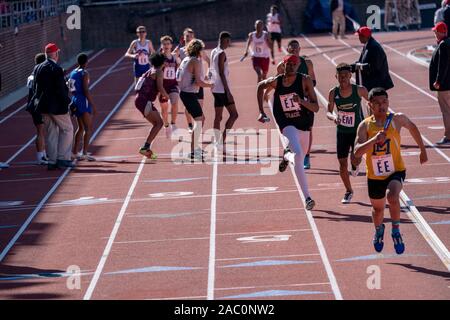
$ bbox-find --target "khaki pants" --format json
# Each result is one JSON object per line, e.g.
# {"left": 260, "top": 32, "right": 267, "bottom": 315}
{"left": 43, "top": 113, "right": 74, "bottom": 163}
{"left": 332, "top": 10, "right": 346, "bottom": 37}
{"left": 437, "top": 91, "right": 450, "bottom": 139}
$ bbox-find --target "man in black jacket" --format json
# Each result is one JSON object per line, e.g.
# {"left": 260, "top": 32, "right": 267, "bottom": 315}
{"left": 32, "top": 43, "right": 74, "bottom": 169}
{"left": 430, "top": 22, "right": 450, "bottom": 145}
{"left": 351, "top": 27, "right": 394, "bottom": 92}
{"left": 443, "top": 0, "right": 450, "bottom": 30}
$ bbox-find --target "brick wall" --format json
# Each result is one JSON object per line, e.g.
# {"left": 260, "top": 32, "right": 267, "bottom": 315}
{"left": 0, "top": 14, "right": 81, "bottom": 99}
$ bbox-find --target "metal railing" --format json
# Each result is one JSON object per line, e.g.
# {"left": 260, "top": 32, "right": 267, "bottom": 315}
{"left": 0, "top": 0, "right": 79, "bottom": 30}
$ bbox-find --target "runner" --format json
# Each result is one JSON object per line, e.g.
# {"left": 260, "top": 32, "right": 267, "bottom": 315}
{"left": 210, "top": 31, "right": 238, "bottom": 149}
{"left": 134, "top": 52, "right": 169, "bottom": 159}
{"left": 159, "top": 35, "right": 180, "bottom": 138}
{"left": 26, "top": 52, "right": 48, "bottom": 165}
{"left": 68, "top": 53, "right": 97, "bottom": 161}
{"left": 326, "top": 63, "right": 368, "bottom": 203}
{"left": 257, "top": 54, "right": 319, "bottom": 210}
{"left": 174, "top": 28, "right": 211, "bottom": 133}
{"left": 265, "top": 39, "right": 316, "bottom": 169}
{"left": 125, "top": 26, "right": 155, "bottom": 82}
{"left": 266, "top": 4, "right": 283, "bottom": 53}
{"left": 354, "top": 88, "right": 428, "bottom": 254}
{"left": 243, "top": 20, "right": 274, "bottom": 83}
{"left": 177, "top": 39, "right": 214, "bottom": 159}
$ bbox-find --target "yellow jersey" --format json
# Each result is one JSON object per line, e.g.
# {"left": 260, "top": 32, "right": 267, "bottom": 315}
{"left": 364, "top": 113, "right": 406, "bottom": 180}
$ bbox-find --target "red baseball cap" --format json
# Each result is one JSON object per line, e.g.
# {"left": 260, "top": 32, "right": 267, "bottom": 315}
{"left": 45, "top": 43, "right": 59, "bottom": 53}
{"left": 283, "top": 54, "right": 299, "bottom": 65}
{"left": 355, "top": 26, "right": 372, "bottom": 38}
{"left": 432, "top": 22, "right": 448, "bottom": 34}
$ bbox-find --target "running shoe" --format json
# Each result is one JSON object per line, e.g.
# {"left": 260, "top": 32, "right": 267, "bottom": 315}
{"left": 303, "top": 154, "right": 311, "bottom": 170}
{"left": 139, "top": 147, "right": 157, "bottom": 159}
{"left": 164, "top": 125, "right": 172, "bottom": 138}
{"left": 392, "top": 230, "right": 405, "bottom": 255}
{"left": 279, "top": 147, "right": 291, "bottom": 173}
{"left": 436, "top": 137, "right": 450, "bottom": 145}
{"left": 80, "top": 153, "right": 96, "bottom": 162}
{"left": 341, "top": 191, "right": 353, "bottom": 204}
{"left": 350, "top": 164, "right": 360, "bottom": 177}
{"left": 373, "top": 224, "right": 385, "bottom": 253}
{"left": 305, "top": 197, "right": 316, "bottom": 210}
{"left": 188, "top": 123, "right": 194, "bottom": 134}
{"left": 38, "top": 155, "right": 49, "bottom": 165}
{"left": 171, "top": 124, "right": 178, "bottom": 136}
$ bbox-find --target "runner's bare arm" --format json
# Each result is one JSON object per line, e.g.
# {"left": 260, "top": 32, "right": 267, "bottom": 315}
{"left": 243, "top": 33, "right": 252, "bottom": 57}
{"left": 299, "top": 75, "right": 319, "bottom": 112}
{"left": 202, "top": 50, "right": 211, "bottom": 68}
{"left": 326, "top": 88, "right": 337, "bottom": 122}
{"left": 266, "top": 33, "right": 274, "bottom": 60}
{"left": 305, "top": 59, "right": 316, "bottom": 85}
{"left": 193, "top": 59, "right": 213, "bottom": 88}
{"left": 257, "top": 77, "right": 277, "bottom": 114}
{"left": 125, "top": 40, "right": 137, "bottom": 59}
{"left": 148, "top": 40, "right": 156, "bottom": 54}
{"left": 156, "top": 69, "right": 170, "bottom": 100}
{"left": 357, "top": 85, "right": 369, "bottom": 101}
{"left": 354, "top": 121, "right": 378, "bottom": 158}
{"left": 218, "top": 52, "right": 231, "bottom": 98}
{"left": 82, "top": 71, "right": 96, "bottom": 113}
{"left": 394, "top": 113, "right": 428, "bottom": 164}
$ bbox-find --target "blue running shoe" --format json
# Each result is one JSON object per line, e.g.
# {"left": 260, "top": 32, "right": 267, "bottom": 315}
{"left": 392, "top": 230, "right": 405, "bottom": 255}
{"left": 304, "top": 154, "right": 311, "bottom": 169}
{"left": 373, "top": 224, "right": 385, "bottom": 253}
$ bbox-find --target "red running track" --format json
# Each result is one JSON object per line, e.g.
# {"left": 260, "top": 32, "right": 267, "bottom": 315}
{"left": 0, "top": 31, "right": 449, "bottom": 300}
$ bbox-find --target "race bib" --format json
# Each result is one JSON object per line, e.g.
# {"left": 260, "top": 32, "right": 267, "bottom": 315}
{"left": 371, "top": 154, "right": 395, "bottom": 177}
{"left": 138, "top": 52, "right": 149, "bottom": 65}
{"left": 164, "top": 66, "right": 176, "bottom": 80}
{"left": 67, "top": 79, "right": 76, "bottom": 92}
{"left": 338, "top": 111, "right": 355, "bottom": 127}
{"left": 279, "top": 93, "right": 301, "bottom": 113}
{"left": 255, "top": 44, "right": 263, "bottom": 54}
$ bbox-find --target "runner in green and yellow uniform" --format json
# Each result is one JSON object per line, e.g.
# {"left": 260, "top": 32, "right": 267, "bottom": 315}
{"left": 327, "top": 63, "right": 368, "bottom": 203}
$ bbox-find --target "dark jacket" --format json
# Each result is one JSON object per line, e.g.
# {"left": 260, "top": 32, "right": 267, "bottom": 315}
{"left": 443, "top": 6, "right": 450, "bottom": 32}
{"left": 429, "top": 37, "right": 450, "bottom": 91}
{"left": 354, "top": 37, "right": 394, "bottom": 91}
{"left": 32, "top": 58, "right": 70, "bottom": 115}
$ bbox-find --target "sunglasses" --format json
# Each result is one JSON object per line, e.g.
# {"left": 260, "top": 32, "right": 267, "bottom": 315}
{"left": 137, "top": 31, "right": 146, "bottom": 34}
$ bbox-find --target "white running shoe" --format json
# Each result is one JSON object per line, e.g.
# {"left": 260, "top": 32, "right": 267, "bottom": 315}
{"left": 171, "top": 124, "right": 178, "bottom": 136}
{"left": 341, "top": 191, "right": 353, "bottom": 204}
{"left": 164, "top": 125, "right": 172, "bottom": 138}
{"left": 81, "top": 154, "right": 96, "bottom": 162}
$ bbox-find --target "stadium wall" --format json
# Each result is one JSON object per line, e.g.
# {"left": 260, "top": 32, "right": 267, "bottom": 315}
{"left": 0, "top": 15, "right": 81, "bottom": 100}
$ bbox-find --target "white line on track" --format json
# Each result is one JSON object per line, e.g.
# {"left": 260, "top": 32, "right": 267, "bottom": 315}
{"left": 207, "top": 146, "right": 218, "bottom": 300}
{"left": 0, "top": 49, "right": 106, "bottom": 126}
{"left": 83, "top": 155, "right": 147, "bottom": 300}
{"left": 266, "top": 85, "right": 343, "bottom": 299}
{"left": 0, "top": 83, "right": 135, "bottom": 262}
{"left": 216, "top": 253, "right": 320, "bottom": 261}
{"left": 302, "top": 34, "right": 450, "bottom": 272}
{"left": 215, "top": 282, "right": 331, "bottom": 291}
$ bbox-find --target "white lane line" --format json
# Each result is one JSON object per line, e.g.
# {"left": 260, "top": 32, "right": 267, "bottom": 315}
{"left": 215, "top": 282, "right": 331, "bottom": 291}
{"left": 303, "top": 34, "right": 450, "bottom": 273}
{"left": 2, "top": 53, "right": 126, "bottom": 166}
{"left": 267, "top": 96, "right": 343, "bottom": 300}
{"left": 147, "top": 295, "right": 207, "bottom": 300}
{"left": 0, "top": 83, "right": 134, "bottom": 263}
{"left": 0, "top": 49, "right": 106, "bottom": 126}
{"left": 216, "top": 253, "right": 320, "bottom": 261}
{"left": 83, "top": 156, "right": 147, "bottom": 300}
{"left": 383, "top": 42, "right": 430, "bottom": 68}
{"left": 217, "top": 228, "right": 311, "bottom": 237}
{"left": 207, "top": 146, "right": 218, "bottom": 300}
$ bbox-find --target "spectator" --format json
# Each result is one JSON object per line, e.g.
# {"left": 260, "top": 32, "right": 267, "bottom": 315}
{"left": 443, "top": 0, "right": 450, "bottom": 29}
{"left": 429, "top": 22, "right": 450, "bottom": 145}
{"left": 351, "top": 26, "right": 394, "bottom": 92}
{"left": 32, "top": 43, "right": 75, "bottom": 170}
{"left": 330, "top": 0, "right": 346, "bottom": 39}
{"left": 434, "top": 0, "right": 447, "bottom": 25}
{"left": 26, "top": 52, "right": 48, "bottom": 165}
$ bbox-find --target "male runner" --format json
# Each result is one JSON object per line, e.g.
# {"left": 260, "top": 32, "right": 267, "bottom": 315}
{"left": 257, "top": 55, "right": 319, "bottom": 210}
{"left": 266, "top": 4, "right": 283, "bottom": 53}
{"left": 159, "top": 35, "right": 180, "bottom": 138}
{"left": 327, "top": 63, "right": 368, "bottom": 203}
{"left": 125, "top": 26, "right": 155, "bottom": 82}
{"left": 354, "top": 88, "right": 428, "bottom": 254}
{"left": 210, "top": 31, "right": 238, "bottom": 149}
{"left": 243, "top": 20, "right": 274, "bottom": 83}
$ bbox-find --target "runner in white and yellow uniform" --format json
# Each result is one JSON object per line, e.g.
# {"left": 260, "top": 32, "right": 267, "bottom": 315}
{"left": 355, "top": 88, "right": 428, "bottom": 255}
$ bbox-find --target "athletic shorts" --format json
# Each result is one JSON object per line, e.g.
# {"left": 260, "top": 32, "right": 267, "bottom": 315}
{"left": 336, "top": 131, "right": 356, "bottom": 159}
{"left": 135, "top": 98, "right": 157, "bottom": 118}
{"left": 252, "top": 57, "right": 270, "bottom": 74}
{"left": 213, "top": 92, "right": 233, "bottom": 108}
{"left": 180, "top": 91, "right": 203, "bottom": 118}
{"left": 367, "top": 171, "right": 406, "bottom": 200}
{"left": 196, "top": 87, "right": 204, "bottom": 100}
{"left": 270, "top": 32, "right": 282, "bottom": 43}
{"left": 71, "top": 95, "right": 92, "bottom": 118}
{"left": 159, "top": 90, "right": 179, "bottom": 104}
{"left": 28, "top": 109, "right": 43, "bottom": 126}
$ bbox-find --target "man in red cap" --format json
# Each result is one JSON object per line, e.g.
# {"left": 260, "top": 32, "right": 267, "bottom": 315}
{"left": 32, "top": 43, "right": 75, "bottom": 169}
{"left": 256, "top": 54, "right": 319, "bottom": 211}
{"left": 430, "top": 22, "right": 450, "bottom": 145}
{"left": 351, "top": 26, "right": 394, "bottom": 93}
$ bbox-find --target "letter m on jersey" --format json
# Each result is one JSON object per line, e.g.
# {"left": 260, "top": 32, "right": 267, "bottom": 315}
{"left": 372, "top": 139, "right": 391, "bottom": 155}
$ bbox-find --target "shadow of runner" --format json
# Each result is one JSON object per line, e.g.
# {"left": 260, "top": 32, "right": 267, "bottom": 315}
{"left": 388, "top": 263, "right": 450, "bottom": 281}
